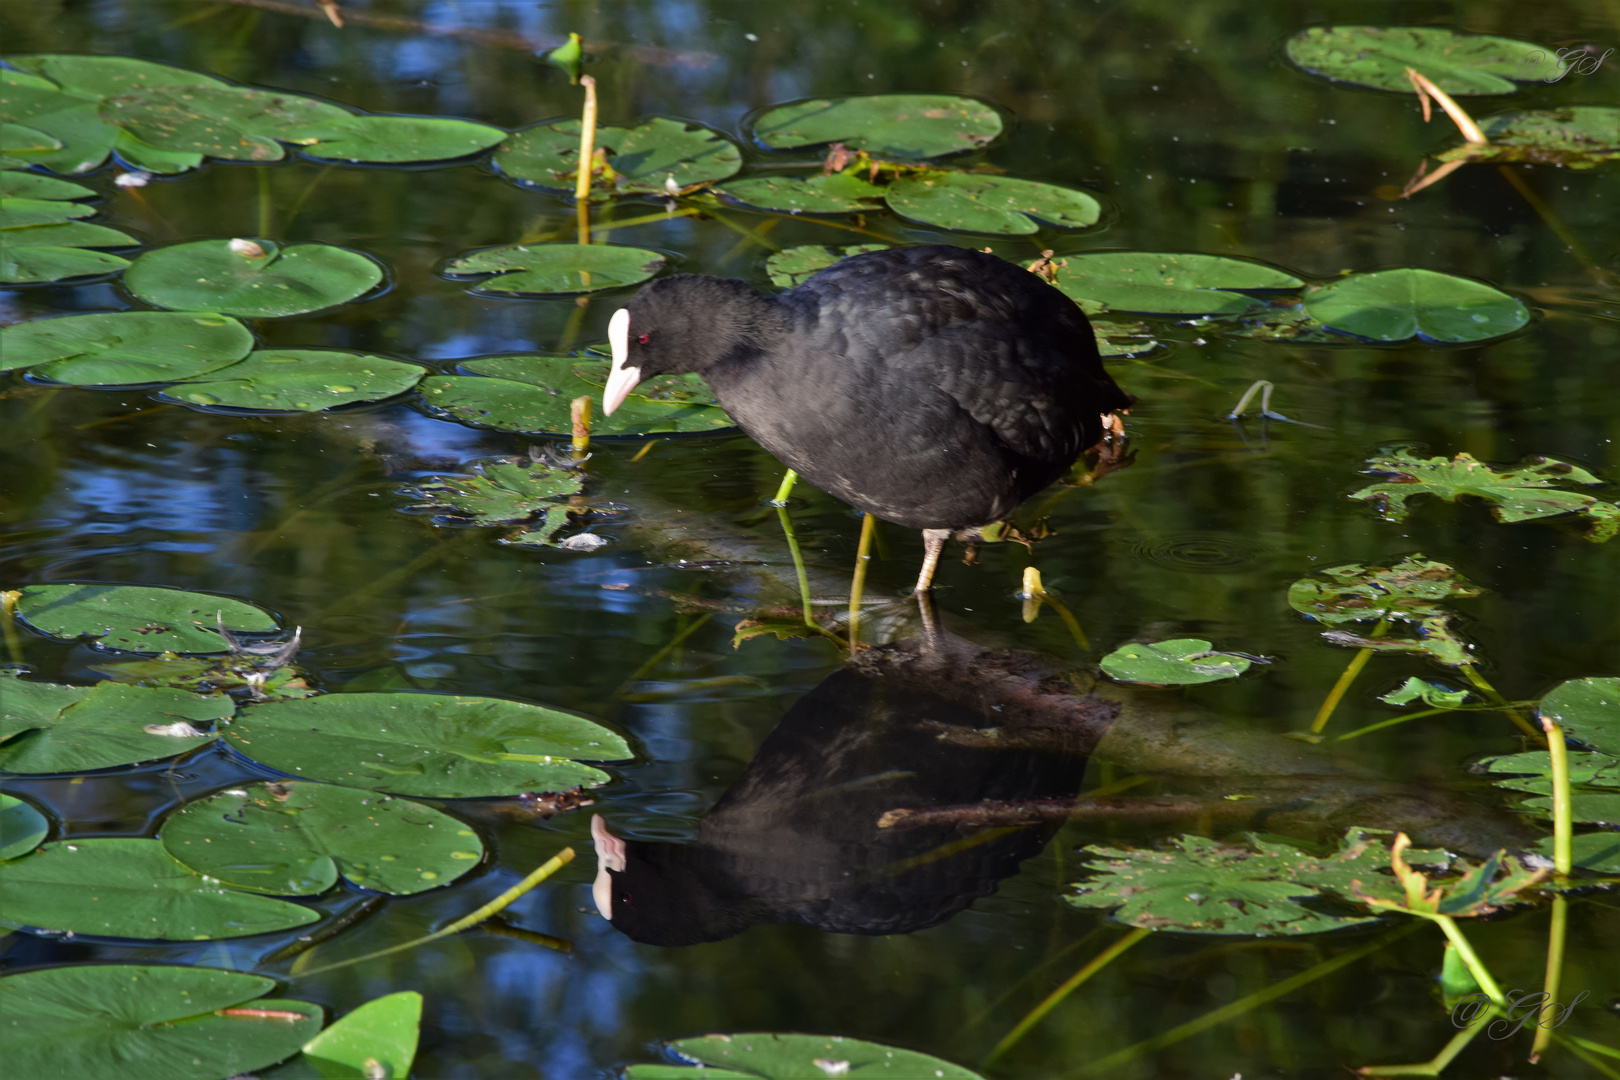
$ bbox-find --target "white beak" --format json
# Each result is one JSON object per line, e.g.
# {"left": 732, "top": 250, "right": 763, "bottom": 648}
{"left": 603, "top": 308, "right": 641, "bottom": 416}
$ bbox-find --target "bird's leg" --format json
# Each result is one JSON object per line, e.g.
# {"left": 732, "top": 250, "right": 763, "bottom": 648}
{"left": 914, "top": 528, "right": 950, "bottom": 593}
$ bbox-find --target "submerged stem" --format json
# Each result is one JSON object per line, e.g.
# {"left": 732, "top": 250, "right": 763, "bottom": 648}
{"left": 776, "top": 504, "right": 816, "bottom": 628}
{"left": 848, "top": 512, "right": 877, "bottom": 650}
{"left": 1311, "top": 619, "right": 1386, "bottom": 734}
{"left": 1460, "top": 664, "right": 1544, "bottom": 743}
{"left": 986, "top": 927, "right": 1150, "bottom": 1064}
{"left": 1531, "top": 895, "right": 1568, "bottom": 1062}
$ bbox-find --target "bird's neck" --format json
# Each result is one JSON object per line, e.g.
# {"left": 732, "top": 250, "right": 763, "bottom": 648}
{"left": 667, "top": 277, "right": 782, "bottom": 378}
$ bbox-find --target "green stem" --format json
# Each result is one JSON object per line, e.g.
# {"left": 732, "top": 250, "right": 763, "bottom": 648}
{"left": 1432, "top": 914, "right": 1505, "bottom": 1006}
{"left": 1311, "top": 619, "right": 1386, "bottom": 734}
{"left": 610, "top": 612, "right": 714, "bottom": 700}
{"left": 256, "top": 167, "right": 272, "bottom": 237}
{"left": 1531, "top": 895, "right": 1568, "bottom": 1063}
{"left": 289, "top": 847, "right": 573, "bottom": 978}
{"left": 280, "top": 164, "right": 334, "bottom": 234}
{"left": 1460, "top": 664, "right": 1545, "bottom": 743}
{"left": 1552, "top": 1033, "right": 1620, "bottom": 1079}
{"left": 985, "top": 927, "right": 1150, "bottom": 1064}
{"left": 703, "top": 207, "right": 784, "bottom": 252}
{"left": 776, "top": 504, "right": 816, "bottom": 629}
{"left": 1332, "top": 702, "right": 1533, "bottom": 742}
{"left": 848, "top": 513, "right": 876, "bottom": 650}
{"left": 772, "top": 468, "right": 797, "bottom": 505}
{"left": 1542, "top": 715, "right": 1574, "bottom": 876}
{"left": 1038, "top": 589, "right": 1091, "bottom": 652}
{"left": 1357, "top": 1009, "right": 1496, "bottom": 1076}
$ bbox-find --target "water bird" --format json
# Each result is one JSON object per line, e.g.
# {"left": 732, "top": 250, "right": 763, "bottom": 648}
{"left": 602, "top": 244, "right": 1132, "bottom": 592}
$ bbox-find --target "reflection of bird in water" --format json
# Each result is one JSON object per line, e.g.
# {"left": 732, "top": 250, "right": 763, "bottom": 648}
{"left": 601, "top": 245, "right": 1132, "bottom": 592}
{"left": 591, "top": 641, "right": 1094, "bottom": 946}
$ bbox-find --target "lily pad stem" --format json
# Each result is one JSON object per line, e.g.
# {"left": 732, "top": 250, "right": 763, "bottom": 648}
{"left": 1532, "top": 895, "right": 1568, "bottom": 1063}
{"left": 574, "top": 75, "right": 598, "bottom": 208}
{"left": 1, "top": 589, "right": 23, "bottom": 664}
{"left": 848, "top": 513, "right": 876, "bottom": 650}
{"left": 776, "top": 503, "right": 816, "bottom": 629}
{"left": 1332, "top": 702, "right": 1532, "bottom": 742}
{"left": 1310, "top": 619, "right": 1387, "bottom": 734}
{"left": 1459, "top": 664, "right": 1544, "bottom": 743}
{"left": 1494, "top": 165, "right": 1604, "bottom": 278}
{"left": 771, "top": 468, "right": 797, "bottom": 505}
{"left": 570, "top": 394, "right": 592, "bottom": 457}
{"left": 1543, "top": 715, "right": 1574, "bottom": 877}
{"left": 256, "top": 167, "right": 272, "bottom": 238}
{"left": 985, "top": 927, "right": 1150, "bottom": 1064}
{"left": 1431, "top": 914, "right": 1506, "bottom": 1006}
{"left": 1356, "top": 1010, "right": 1496, "bottom": 1076}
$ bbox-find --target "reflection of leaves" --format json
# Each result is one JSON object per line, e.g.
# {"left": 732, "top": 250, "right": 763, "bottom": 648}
{"left": 1284, "top": 26, "right": 1548, "bottom": 94}
{"left": 14, "top": 582, "right": 278, "bottom": 653}
{"left": 1352, "top": 450, "right": 1618, "bottom": 542}
{"left": 1224, "top": 304, "right": 1346, "bottom": 343}
{"left": 125, "top": 239, "right": 384, "bottom": 318}
{"left": 1541, "top": 676, "right": 1620, "bottom": 755}
{"left": 1091, "top": 319, "right": 1160, "bottom": 358}
{"left": 444, "top": 242, "right": 665, "bottom": 296}
{"left": 1099, "top": 638, "right": 1255, "bottom": 686}
{"left": 164, "top": 349, "right": 426, "bottom": 412}
{"left": 1287, "top": 556, "right": 1479, "bottom": 666}
{"left": 731, "top": 618, "right": 839, "bottom": 649}
{"left": 1437, "top": 107, "right": 1620, "bottom": 169}
{"left": 763, "top": 243, "right": 890, "bottom": 288}
{"left": 628, "top": 1033, "right": 986, "bottom": 1080}
{"left": 1380, "top": 677, "right": 1469, "bottom": 708}
{"left": 884, "top": 171, "right": 1100, "bottom": 235}
{"left": 716, "top": 173, "right": 885, "bottom": 214}
{"left": 1051, "top": 252, "right": 1301, "bottom": 316}
{"left": 497, "top": 116, "right": 740, "bottom": 195}
{"left": 750, "top": 93, "right": 1002, "bottom": 158}
{"left": 408, "top": 457, "right": 583, "bottom": 524}
{"left": 1302, "top": 268, "right": 1529, "bottom": 343}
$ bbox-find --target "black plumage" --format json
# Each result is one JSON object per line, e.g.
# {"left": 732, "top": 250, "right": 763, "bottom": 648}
{"left": 603, "top": 244, "right": 1132, "bottom": 589}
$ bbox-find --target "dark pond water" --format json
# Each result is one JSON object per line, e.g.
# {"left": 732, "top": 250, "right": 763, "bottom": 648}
{"left": 3, "top": 1, "right": 1619, "bottom": 1077}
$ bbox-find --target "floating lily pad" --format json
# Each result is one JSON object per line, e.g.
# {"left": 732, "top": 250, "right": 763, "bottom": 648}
{"left": 1303, "top": 268, "right": 1529, "bottom": 343}
{"left": 749, "top": 94, "right": 1002, "bottom": 158}
{"left": 294, "top": 992, "right": 422, "bottom": 1080}
{"left": 99, "top": 84, "right": 354, "bottom": 162}
{"left": 715, "top": 173, "right": 885, "bottom": 214}
{"left": 1284, "top": 27, "right": 1549, "bottom": 95}
{"left": 1091, "top": 318, "right": 1160, "bottom": 357}
{"left": 1484, "top": 746, "right": 1620, "bottom": 823}
{"left": 1437, "top": 107, "right": 1620, "bottom": 169}
{"left": 420, "top": 354, "right": 731, "bottom": 436}
{"left": 0, "top": 837, "right": 319, "bottom": 939}
{"left": 164, "top": 349, "right": 426, "bottom": 411}
{"left": 0, "top": 965, "right": 320, "bottom": 1080}
{"left": 7, "top": 54, "right": 230, "bottom": 97}
{"left": 1099, "top": 638, "right": 1254, "bottom": 685}
{"left": 444, "top": 242, "right": 665, "bottom": 296}
{"left": 13, "top": 582, "right": 279, "bottom": 652}
{"left": 884, "top": 172, "right": 1100, "bottom": 235}
{"left": 1287, "top": 556, "right": 1479, "bottom": 666}
{"left": 305, "top": 114, "right": 506, "bottom": 164}
{"left": 407, "top": 456, "right": 583, "bottom": 524}
{"left": 224, "top": 692, "right": 630, "bottom": 798}
{"left": 0, "top": 218, "right": 135, "bottom": 249}
{"left": 113, "top": 127, "right": 203, "bottom": 173}
{"left": 1, "top": 245, "right": 130, "bottom": 283}
{"left": 163, "top": 781, "right": 484, "bottom": 896}
{"left": 0, "top": 119, "right": 64, "bottom": 166}
{"left": 1224, "top": 305, "right": 1346, "bottom": 343}
{"left": 1541, "top": 677, "right": 1620, "bottom": 756}
{"left": 126, "top": 239, "right": 384, "bottom": 318}
{"left": 1534, "top": 832, "right": 1620, "bottom": 873}
{"left": 1051, "top": 252, "right": 1302, "bottom": 315}
{"left": 629, "top": 1034, "right": 986, "bottom": 1080}
{"left": 764, "top": 243, "right": 891, "bottom": 289}
{"left": 2, "top": 310, "right": 251, "bottom": 382}
{"left": 0, "top": 194, "right": 94, "bottom": 226}
{"left": 0, "top": 678, "right": 228, "bottom": 773}
{"left": 506, "top": 504, "right": 591, "bottom": 549}
{"left": 1380, "top": 677, "right": 1469, "bottom": 708}
{"left": 1352, "top": 450, "right": 1619, "bottom": 541}
{"left": 0, "top": 171, "right": 95, "bottom": 199}
{"left": 497, "top": 116, "right": 740, "bottom": 195}
{"left": 90, "top": 651, "right": 315, "bottom": 701}
{"left": 0, "top": 72, "right": 118, "bottom": 174}
{"left": 0, "top": 794, "right": 50, "bottom": 861}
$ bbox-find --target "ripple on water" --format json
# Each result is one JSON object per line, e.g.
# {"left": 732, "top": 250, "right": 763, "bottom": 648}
{"left": 1132, "top": 532, "right": 1265, "bottom": 573}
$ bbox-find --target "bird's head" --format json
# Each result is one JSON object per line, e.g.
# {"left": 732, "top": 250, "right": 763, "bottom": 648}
{"left": 603, "top": 274, "right": 770, "bottom": 414}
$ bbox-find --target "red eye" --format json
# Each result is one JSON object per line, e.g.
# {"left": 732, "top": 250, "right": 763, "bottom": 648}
{"left": 637, "top": 334, "right": 650, "bottom": 345}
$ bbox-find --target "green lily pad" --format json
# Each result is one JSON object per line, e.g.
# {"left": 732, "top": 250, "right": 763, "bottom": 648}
{"left": 497, "top": 116, "right": 740, "bottom": 195}
{"left": 0, "top": 793, "right": 50, "bottom": 861}
{"left": 749, "top": 94, "right": 1002, "bottom": 158}
{"left": 764, "top": 243, "right": 891, "bottom": 289}
{"left": 0, "top": 218, "right": 136, "bottom": 249}
{"left": 1303, "top": 268, "right": 1529, "bottom": 343}
{"left": 506, "top": 504, "right": 589, "bottom": 549}
{"left": 162, "top": 782, "right": 484, "bottom": 896}
{"left": 444, "top": 242, "right": 665, "bottom": 296}
{"left": 1436, "top": 107, "right": 1620, "bottom": 169}
{"left": 0, "top": 73, "right": 118, "bottom": 174}
{"left": 99, "top": 83, "right": 354, "bottom": 162}
{"left": 0, "top": 837, "right": 319, "bottom": 939}
{"left": 1051, "top": 252, "right": 1302, "bottom": 315}
{"left": 90, "top": 651, "right": 315, "bottom": 701}
{"left": 1351, "top": 450, "right": 1618, "bottom": 541}
{"left": 1541, "top": 677, "right": 1620, "bottom": 756}
{"left": 1534, "top": 832, "right": 1620, "bottom": 872}
{"left": 0, "top": 171, "right": 95, "bottom": 199}
{"left": 3, "top": 310, "right": 251, "bottom": 382}
{"left": 305, "top": 114, "right": 506, "bottom": 164}
{"left": 420, "top": 354, "right": 731, "bottom": 436}
{"left": 1, "top": 245, "right": 129, "bottom": 283}
{"left": 1380, "top": 677, "right": 1469, "bottom": 708}
{"left": 126, "top": 239, "right": 384, "bottom": 318}
{"left": 223, "top": 692, "right": 630, "bottom": 799}
{"left": 292, "top": 992, "right": 422, "bottom": 1080}
{"left": 0, "top": 678, "right": 229, "bottom": 774}
{"left": 0, "top": 194, "right": 94, "bottom": 226}
{"left": 13, "top": 582, "right": 279, "bottom": 652}
{"left": 113, "top": 127, "right": 204, "bottom": 173}
{"left": 716, "top": 173, "right": 886, "bottom": 215}
{"left": 1091, "top": 318, "right": 1160, "bottom": 357}
{"left": 630, "top": 1034, "right": 986, "bottom": 1080}
{"left": 407, "top": 456, "right": 583, "bottom": 524}
{"left": 1287, "top": 556, "right": 1479, "bottom": 666}
{"left": 1480, "top": 748, "right": 1620, "bottom": 824}
{"left": 0, "top": 965, "right": 319, "bottom": 1080}
{"left": 1284, "top": 27, "right": 1549, "bottom": 95}
{"left": 0, "top": 119, "right": 64, "bottom": 161}
{"left": 7, "top": 54, "right": 230, "bottom": 97}
{"left": 164, "top": 349, "right": 426, "bottom": 411}
{"left": 884, "top": 171, "right": 1100, "bottom": 235}
{"left": 1224, "top": 305, "right": 1346, "bottom": 343}
{"left": 1099, "top": 638, "right": 1254, "bottom": 685}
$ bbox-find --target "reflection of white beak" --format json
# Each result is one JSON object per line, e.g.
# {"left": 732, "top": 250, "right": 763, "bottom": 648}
{"left": 603, "top": 308, "right": 641, "bottom": 415}
{"left": 591, "top": 814, "right": 626, "bottom": 919}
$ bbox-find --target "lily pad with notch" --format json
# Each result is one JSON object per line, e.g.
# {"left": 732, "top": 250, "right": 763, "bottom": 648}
{"left": 0, "top": 965, "right": 320, "bottom": 1080}
{"left": 1284, "top": 26, "right": 1551, "bottom": 95}
{"left": 748, "top": 94, "right": 1003, "bottom": 159}
{"left": 1051, "top": 252, "right": 1302, "bottom": 315}
{"left": 0, "top": 837, "right": 319, "bottom": 940}
{"left": 1287, "top": 556, "right": 1479, "bottom": 666}
{"left": 0, "top": 677, "right": 229, "bottom": 774}
{"left": 125, "top": 239, "right": 384, "bottom": 318}
{"left": 98, "top": 83, "right": 355, "bottom": 162}
{"left": 162, "top": 781, "right": 484, "bottom": 896}
{"left": 13, "top": 582, "right": 279, "bottom": 653}
{"left": 0, "top": 793, "right": 50, "bottom": 862}
{"left": 443, "top": 242, "right": 665, "bottom": 296}
{"left": 884, "top": 172, "right": 1101, "bottom": 235}
{"left": 764, "top": 243, "right": 891, "bottom": 289}
{"left": 496, "top": 116, "right": 740, "bottom": 195}
{"left": 0, "top": 71, "right": 119, "bottom": 174}
{"left": 223, "top": 691, "right": 631, "bottom": 799}
{"left": 715, "top": 173, "right": 886, "bottom": 215}
{"left": 163, "top": 349, "right": 426, "bottom": 412}
{"left": 302, "top": 114, "right": 506, "bottom": 164}
{"left": 0, "top": 195, "right": 95, "bottom": 227}
{"left": 1302, "top": 268, "right": 1529, "bottom": 343}
{"left": 6, "top": 53, "right": 231, "bottom": 98}
{"left": 627, "top": 1033, "right": 986, "bottom": 1079}
{"left": 1435, "top": 107, "right": 1620, "bottom": 169}
{"left": 407, "top": 456, "right": 584, "bottom": 524}
{"left": 1099, "top": 638, "right": 1256, "bottom": 685}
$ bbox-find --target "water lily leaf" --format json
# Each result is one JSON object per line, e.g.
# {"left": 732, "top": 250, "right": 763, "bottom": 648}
{"left": 1091, "top": 319, "right": 1160, "bottom": 357}
{"left": 444, "top": 242, "right": 665, "bottom": 296}
{"left": 126, "top": 239, "right": 383, "bottom": 317}
{"left": 497, "top": 116, "right": 740, "bottom": 195}
{"left": 1436, "top": 107, "right": 1620, "bottom": 169}
{"left": 0, "top": 679, "right": 228, "bottom": 774}
{"left": 0, "top": 838, "right": 319, "bottom": 939}
{"left": 0, "top": 171, "right": 95, "bottom": 199}
{"left": 2, "top": 310, "right": 251, "bottom": 381}
{"left": 163, "top": 782, "right": 484, "bottom": 896}
{"left": 420, "top": 355, "right": 731, "bottom": 436}
{"left": 7, "top": 53, "right": 230, "bottom": 97}
{"left": 750, "top": 94, "right": 1002, "bottom": 158}
{"left": 293, "top": 992, "right": 422, "bottom": 1080}
{"left": 163, "top": 349, "right": 425, "bottom": 411}
{"left": 634, "top": 1033, "right": 987, "bottom": 1080}
{"left": 0, "top": 119, "right": 64, "bottom": 160}
{"left": 1, "top": 245, "right": 129, "bottom": 283}
{"left": 507, "top": 505, "right": 596, "bottom": 549}
{"left": 1478, "top": 748, "right": 1620, "bottom": 823}
{"left": 1224, "top": 305, "right": 1346, "bottom": 343}
{"left": 715, "top": 173, "right": 885, "bottom": 214}
{"left": 1302, "top": 268, "right": 1529, "bottom": 343}
{"left": 13, "top": 582, "right": 279, "bottom": 652}
{"left": 0, "top": 194, "right": 94, "bottom": 226}
{"left": 113, "top": 127, "right": 204, "bottom": 173}
{"left": 1287, "top": 556, "right": 1478, "bottom": 666}
{"left": 884, "top": 172, "right": 1100, "bottom": 235}
{"left": 1534, "top": 832, "right": 1620, "bottom": 872}
{"left": 99, "top": 84, "right": 354, "bottom": 162}
{"left": 223, "top": 692, "right": 630, "bottom": 799}
{"left": 1541, "top": 676, "right": 1620, "bottom": 756}
{"left": 305, "top": 114, "right": 506, "bottom": 163}
{"left": 0, "top": 965, "right": 319, "bottom": 1080}
{"left": 1380, "top": 677, "right": 1469, "bottom": 708}
{"left": 0, "top": 74, "right": 118, "bottom": 174}
{"left": 1352, "top": 450, "right": 1618, "bottom": 541}
{"left": 0, "top": 668, "right": 93, "bottom": 735}
{"left": 1099, "top": 638, "right": 1254, "bottom": 685}
{"left": 1285, "top": 26, "right": 1549, "bottom": 94}
{"left": 90, "top": 651, "right": 315, "bottom": 701}
{"left": 1051, "top": 252, "right": 1301, "bottom": 315}
{"left": 764, "top": 243, "right": 890, "bottom": 289}
{"left": 0, "top": 793, "right": 50, "bottom": 861}
{"left": 407, "top": 456, "right": 583, "bottom": 524}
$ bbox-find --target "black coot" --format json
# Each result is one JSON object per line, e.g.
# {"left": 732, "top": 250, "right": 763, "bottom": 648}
{"left": 602, "top": 244, "right": 1132, "bottom": 591}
